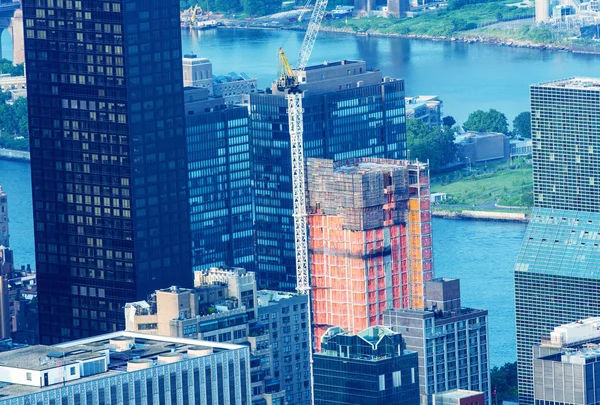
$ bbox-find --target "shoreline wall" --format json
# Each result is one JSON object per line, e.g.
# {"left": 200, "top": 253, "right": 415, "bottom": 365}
{"left": 0, "top": 148, "right": 30, "bottom": 162}
{"left": 433, "top": 209, "right": 529, "bottom": 222}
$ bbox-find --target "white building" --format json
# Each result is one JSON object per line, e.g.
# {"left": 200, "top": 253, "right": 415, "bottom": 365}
{"left": 0, "top": 331, "right": 251, "bottom": 405}
{"left": 406, "top": 95, "right": 443, "bottom": 127}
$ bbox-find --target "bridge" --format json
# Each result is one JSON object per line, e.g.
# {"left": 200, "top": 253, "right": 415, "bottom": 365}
{"left": 0, "top": 2, "right": 22, "bottom": 64}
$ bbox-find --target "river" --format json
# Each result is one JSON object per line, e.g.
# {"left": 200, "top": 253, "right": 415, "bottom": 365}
{"left": 181, "top": 28, "right": 600, "bottom": 123}
{"left": 5, "top": 26, "right": 594, "bottom": 366}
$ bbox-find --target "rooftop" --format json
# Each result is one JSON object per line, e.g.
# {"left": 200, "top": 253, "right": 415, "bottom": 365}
{"left": 0, "top": 332, "right": 245, "bottom": 398}
{"left": 539, "top": 343, "right": 600, "bottom": 365}
{"left": 256, "top": 290, "right": 300, "bottom": 307}
{"left": 405, "top": 95, "right": 441, "bottom": 110}
{"left": 434, "top": 389, "right": 484, "bottom": 400}
{"left": 303, "top": 59, "right": 362, "bottom": 71}
{"left": 213, "top": 72, "right": 254, "bottom": 83}
{"left": 535, "top": 77, "right": 600, "bottom": 90}
{"left": 0, "top": 345, "right": 104, "bottom": 372}
{"left": 543, "top": 317, "right": 600, "bottom": 347}
{"left": 330, "top": 157, "right": 428, "bottom": 175}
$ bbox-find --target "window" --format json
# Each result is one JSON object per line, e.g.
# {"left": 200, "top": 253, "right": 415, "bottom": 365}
{"left": 70, "top": 367, "right": 76, "bottom": 375}
{"left": 26, "top": 372, "right": 32, "bottom": 381}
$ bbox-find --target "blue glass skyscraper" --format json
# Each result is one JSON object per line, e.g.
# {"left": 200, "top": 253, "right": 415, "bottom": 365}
{"left": 251, "top": 60, "right": 406, "bottom": 290}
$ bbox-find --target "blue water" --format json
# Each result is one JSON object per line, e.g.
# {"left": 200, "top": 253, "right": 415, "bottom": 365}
{"left": 181, "top": 28, "right": 600, "bottom": 123}
{"left": 0, "top": 160, "right": 33, "bottom": 268}
{"left": 433, "top": 218, "right": 526, "bottom": 367}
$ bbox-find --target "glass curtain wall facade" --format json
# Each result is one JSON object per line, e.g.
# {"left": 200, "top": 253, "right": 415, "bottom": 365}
{"left": 515, "top": 78, "right": 600, "bottom": 405}
{"left": 24, "top": 0, "right": 191, "bottom": 344}
{"left": 251, "top": 79, "right": 406, "bottom": 290}
{"left": 313, "top": 326, "right": 420, "bottom": 405}
{"left": 186, "top": 107, "right": 253, "bottom": 271}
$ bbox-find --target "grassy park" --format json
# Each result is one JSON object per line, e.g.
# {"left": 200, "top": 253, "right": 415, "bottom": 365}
{"left": 431, "top": 161, "right": 533, "bottom": 212}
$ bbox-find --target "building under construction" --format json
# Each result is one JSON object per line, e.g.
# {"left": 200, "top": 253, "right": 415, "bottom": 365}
{"left": 306, "top": 157, "right": 433, "bottom": 349}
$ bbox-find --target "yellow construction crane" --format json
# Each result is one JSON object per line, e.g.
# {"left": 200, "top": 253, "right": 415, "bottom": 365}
{"left": 276, "top": 48, "right": 298, "bottom": 91}
{"left": 190, "top": 5, "right": 200, "bottom": 24}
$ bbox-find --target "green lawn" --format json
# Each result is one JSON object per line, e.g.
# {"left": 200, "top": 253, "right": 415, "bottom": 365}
{"left": 431, "top": 166, "right": 533, "bottom": 209}
{"left": 325, "top": 0, "right": 534, "bottom": 37}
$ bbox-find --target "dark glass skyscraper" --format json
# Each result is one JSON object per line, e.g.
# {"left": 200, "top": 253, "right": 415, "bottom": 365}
{"left": 313, "top": 326, "right": 419, "bottom": 405}
{"left": 251, "top": 60, "right": 406, "bottom": 290}
{"left": 184, "top": 88, "right": 253, "bottom": 271}
{"left": 24, "top": 0, "right": 191, "bottom": 343}
{"left": 514, "top": 78, "right": 600, "bottom": 405}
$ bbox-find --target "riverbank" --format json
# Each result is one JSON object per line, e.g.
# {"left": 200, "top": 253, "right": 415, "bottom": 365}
{"left": 433, "top": 209, "right": 529, "bottom": 222}
{"left": 318, "top": 25, "right": 572, "bottom": 51}
{"left": 0, "top": 148, "right": 29, "bottom": 162}
{"left": 220, "top": 18, "right": 596, "bottom": 55}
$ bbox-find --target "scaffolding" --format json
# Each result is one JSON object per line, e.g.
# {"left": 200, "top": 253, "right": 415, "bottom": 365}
{"left": 306, "top": 158, "right": 433, "bottom": 350}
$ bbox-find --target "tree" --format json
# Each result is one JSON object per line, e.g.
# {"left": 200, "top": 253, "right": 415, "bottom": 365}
{"left": 463, "top": 109, "right": 509, "bottom": 134}
{"left": 241, "top": 0, "right": 280, "bottom": 16}
{"left": 512, "top": 111, "right": 531, "bottom": 138}
{"left": 214, "top": 0, "right": 241, "bottom": 12}
{"left": 0, "top": 59, "right": 25, "bottom": 77}
{"left": 442, "top": 116, "right": 456, "bottom": 127}
{"left": 407, "top": 119, "right": 457, "bottom": 171}
{"left": 490, "top": 362, "right": 518, "bottom": 403}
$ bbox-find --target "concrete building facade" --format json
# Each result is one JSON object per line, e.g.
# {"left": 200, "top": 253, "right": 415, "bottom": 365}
{"left": 384, "top": 278, "right": 491, "bottom": 405}
{"left": 406, "top": 96, "right": 443, "bottom": 127}
{"left": 455, "top": 132, "right": 511, "bottom": 166}
{"left": 313, "top": 326, "right": 420, "bottom": 405}
{"left": 532, "top": 318, "right": 600, "bottom": 405}
{"left": 514, "top": 78, "right": 600, "bottom": 405}
{"left": 0, "top": 332, "right": 252, "bottom": 405}
{"left": 257, "top": 291, "right": 311, "bottom": 405}
{"left": 182, "top": 53, "right": 214, "bottom": 93}
{"left": 306, "top": 158, "right": 433, "bottom": 349}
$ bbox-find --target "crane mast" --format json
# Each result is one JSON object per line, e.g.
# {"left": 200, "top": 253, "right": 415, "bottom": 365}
{"left": 277, "top": 1, "right": 328, "bottom": 403}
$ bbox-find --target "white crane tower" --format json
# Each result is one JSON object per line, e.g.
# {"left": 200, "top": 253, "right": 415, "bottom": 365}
{"left": 276, "top": 0, "right": 328, "bottom": 402}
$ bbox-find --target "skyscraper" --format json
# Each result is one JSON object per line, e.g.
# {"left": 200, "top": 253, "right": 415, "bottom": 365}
{"left": 251, "top": 60, "right": 406, "bottom": 290}
{"left": 514, "top": 78, "right": 600, "bottom": 404}
{"left": 313, "top": 326, "right": 420, "bottom": 405}
{"left": 184, "top": 87, "right": 253, "bottom": 271}
{"left": 306, "top": 157, "right": 433, "bottom": 349}
{"left": 23, "top": 0, "right": 191, "bottom": 343}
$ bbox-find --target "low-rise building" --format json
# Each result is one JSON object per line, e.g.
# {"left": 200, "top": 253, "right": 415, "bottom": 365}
{"left": 182, "top": 53, "right": 214, "bottom": 93}
{"left": 0, "top": 331, "right": 252, "bottom": 404}
{"left": 124, "top": 267, "right": 256, "bottom": 343}
{"left": 182, "top": 53, "right": 257, "bottom": 105}
{"left": 214, "top": 72, "right": 258, "bottom": 105}
{"left": 313, "top": 326, "right": 420, "bottom": 405}
{"left": 406, "top": 96, "right": 443, "bottom": 127}
{"left": 433, "top": 389, "right": 486, "bottom": 405}
{"left": 455, "top": 131, "right": 511, "bottom": 166}
{"left": 510, "top": 138, "right": 532, "bottom": 158}
{"left": 124, "top": 268, "right": 309, "bottom": 405}
{"left": 533, "top": 317, "right": 600, "bottom": 405}
{"left": 384, "top": 278, "right": 491, "bottom": 405}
